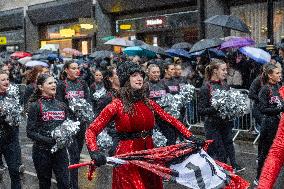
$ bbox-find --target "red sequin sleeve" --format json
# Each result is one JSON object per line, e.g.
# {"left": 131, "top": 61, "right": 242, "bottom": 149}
{"left": 85, "top": 99, "right": 118, "bottom": 151}
{"left": 258, "top": 115, "right": 284, "bottom": 188}
{"left": 149, "top": 100, "right": 192, "bottom": 138}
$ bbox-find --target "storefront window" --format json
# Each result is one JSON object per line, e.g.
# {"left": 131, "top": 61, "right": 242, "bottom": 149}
{"left": 231, "top": 1, "right": 284, "bottom": 44}
{"left": 39, "top": 20, "right": 95, "bottom": 55}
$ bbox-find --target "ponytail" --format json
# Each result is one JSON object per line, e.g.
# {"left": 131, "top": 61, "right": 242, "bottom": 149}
{"left": 262, "top": 63, "right": 278, "bottom": 84}
{"left": 205, "top": 58, "right": 226, "bottom": 81}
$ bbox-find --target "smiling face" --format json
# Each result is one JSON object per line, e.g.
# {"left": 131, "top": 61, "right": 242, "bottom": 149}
{"left": 148, "top": 66, "right": 160, "bottom": 82}
{"left": 214, "top": 63, "right": 227, "bottom": 81}
{"left": 39, "top": 77, "right": 57, "bottom": 97}
{"left": 0, "top": 73, "right": 9, "bottom": 93}
{"left": 129, "top": 72, "right": 144, "bottom": 90}
{"left": 65, "top": 63, "right": 79, "bottom": 80}
{"left": 94, "top": 70, "right": 103, "bottom": 83}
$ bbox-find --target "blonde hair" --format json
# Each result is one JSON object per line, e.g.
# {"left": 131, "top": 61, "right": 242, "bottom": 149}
{"left": 205, "top": 58, "right": 226, "bottom": 80}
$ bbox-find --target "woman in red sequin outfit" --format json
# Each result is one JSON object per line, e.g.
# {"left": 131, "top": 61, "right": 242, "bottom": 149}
{"left": 85, "top": 61, "right": 202, "bottom": 189}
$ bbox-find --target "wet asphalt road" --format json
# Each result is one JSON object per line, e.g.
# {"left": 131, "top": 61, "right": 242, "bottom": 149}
{"left": 3, "top": 125, "right": 283, "bottom": 189}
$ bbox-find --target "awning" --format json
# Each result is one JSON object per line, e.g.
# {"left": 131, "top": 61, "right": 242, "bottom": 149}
{"left": 0, "top": 8, "right": 24, "bottom": 31}
{"left": 98, "top": 0, "right": 197, "bottom": 14}
{"left": 27, "top": 0, "right": 93, "bottom": 25}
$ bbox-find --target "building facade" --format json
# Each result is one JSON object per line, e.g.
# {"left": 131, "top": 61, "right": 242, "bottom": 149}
{"left": 0, "top": 0, "right": 283, "bottom": 52}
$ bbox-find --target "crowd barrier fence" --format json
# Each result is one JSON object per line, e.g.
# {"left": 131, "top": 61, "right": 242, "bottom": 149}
{"left": 183, "top": 88, "right": 260, "bottom": 143}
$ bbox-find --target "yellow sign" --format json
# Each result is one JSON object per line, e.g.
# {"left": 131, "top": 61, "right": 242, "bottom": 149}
{"left": 0, "top": 36, "right": 7, "bottom": 45}
{"left": 120, "top": 24, "right": 132, "bottom": 30}
{"left": 59, "top": 29, "right": 75, "bottom": 38}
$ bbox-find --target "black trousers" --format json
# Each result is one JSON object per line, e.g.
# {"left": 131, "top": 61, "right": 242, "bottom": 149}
{"left": 0, "top": 129, "right": 22, "bottom": 189}
{"left": 256, "top": 116, "right": 279, "bottom": 179}
{"left": 76, "top": 123, "right": 87, "bottom": 155}
{"left": 204, "top": 117, "right": 237, "bottom": 167}
{"left": 32, "top": 144, "right": 74, "bottom": 189}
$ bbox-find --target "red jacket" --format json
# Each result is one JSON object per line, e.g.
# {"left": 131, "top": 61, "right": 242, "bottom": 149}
{"left": 258, "top": 115, "right": 284, "bottom": 188}
{"left": 85, "top": 98, "right": 192, "bottom": 189}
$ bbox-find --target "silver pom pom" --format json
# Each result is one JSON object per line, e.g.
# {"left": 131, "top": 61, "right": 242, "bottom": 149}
{"left": 93, "top": 87, "right": 107, "bottom": 100}
{"left": 211, "top": 89, "right": 249, "bottom": 119}
{"left": 69, "top": 98, "right": 95, "bottom": 123}
{"left": 97, "top": 129, "right": 113, "bottom": 153}
{"left": 51, "top": 119, "right": 80, "bottom": 153}
{"left": 0, "top": 84, "right": 24, "bottom": 126}
{"left": 153, "top": 129, "right": 167, "bottom": 147}
{"left": 157, "top": 84, "right": 195, "bottom": 118}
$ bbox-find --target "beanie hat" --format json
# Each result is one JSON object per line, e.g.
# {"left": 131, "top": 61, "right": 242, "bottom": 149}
{"left": 117, "top": 61, "right": 145, "bottom": 87}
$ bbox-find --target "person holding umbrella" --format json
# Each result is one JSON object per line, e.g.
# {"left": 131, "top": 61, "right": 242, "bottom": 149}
{"left": 198, "top": 58, "right": 244, "bottom": 173}
{"left": 85, "top": 61, "right": 203, "bottom": 189}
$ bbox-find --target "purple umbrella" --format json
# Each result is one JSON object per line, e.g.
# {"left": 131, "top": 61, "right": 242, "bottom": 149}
{"left": 220, "top": 37, "right": 255, "bottom": 49}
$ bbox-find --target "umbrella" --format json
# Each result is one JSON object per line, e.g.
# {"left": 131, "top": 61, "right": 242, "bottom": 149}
{"left": 189, "top": 48, "right": 226, "bottom": 59}
{"left": 26, "top": 60, "right": 49, "bottom": 67}
{"left": 62, "top": 48, "right": 82, "bottom": 56}
{"left": 140, "top": 44, "right": 166, "bottom": 55}
{"left": 189, "top": 38, "right": 224, "bottom": 53}
{"left": 17, "top": 57, "right": 32, "bottom": 64}
{"left": 204, "top": 15, "right": 250, "bottom": 33}
{"left": 32, "top": 53, "right": 48, "bottom": 61}
{"left": 239, "top": 46, "right": 271, "bottom": 64}
{"left": 10, "top": 51, "right": 32, "bottom": 59}
{"left": 130, "top": 39, "right": 146, "bottom": 46}
{"left": 220, "top": 37, "right": 255, "bottom": 49}
{"left": 166, "top": 49, "right": 191, "bottom": 59}
{"left": 171, "top": 42, "right": 192, "bottom": 49}
{"left": 101, "top": 36, "right": 116, "bottom": 41}
{"left": 123, "top": 46, "right": 156, "bottom": 58}
{"left": 89, "top": 50, "right": 113, "bottom": 59}
{"left": 104, "top": 38, "right": 133, "bottom": 47}
{"left": 47, "top": 53, "right": 63, "bottom": 62}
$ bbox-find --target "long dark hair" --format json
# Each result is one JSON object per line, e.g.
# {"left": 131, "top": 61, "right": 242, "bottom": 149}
{"left": 29, "top": 74, "right": 52, "bottom": 102}
{"left": 119, "top": 80, "right": 152, "bottom": 114}
{"left": 262, "top": 63, "right": 278, "bottom": 84}
{"left": 204, "top": 58, "right": 226, "bottom": 81}
{"left": 60, "top": 61, "right": 77, "bottom": 80}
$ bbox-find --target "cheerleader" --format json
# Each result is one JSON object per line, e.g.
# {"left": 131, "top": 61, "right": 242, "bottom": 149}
{"left": 56, "top": 61, "right": 90, "bottom": 155}
{"left": 0, "top": 70, "right": 22, "bottom": 189}
{"left": 27, "top": 74, "right": 76, "bottom": 189}
{"left": 255, "top": 63, "right": 283, "bottom": 185}
{"left": 198, "top": 58, "right": 244, "bottom": 173}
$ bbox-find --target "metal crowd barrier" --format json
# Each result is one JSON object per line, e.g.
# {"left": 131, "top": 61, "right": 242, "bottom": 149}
{"left": 184, "top": 88, "right": 258, "bottom": 142}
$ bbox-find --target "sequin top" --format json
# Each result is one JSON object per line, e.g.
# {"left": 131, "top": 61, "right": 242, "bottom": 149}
{"left": 85, "top": 98, "right": 192, "bottom": 152}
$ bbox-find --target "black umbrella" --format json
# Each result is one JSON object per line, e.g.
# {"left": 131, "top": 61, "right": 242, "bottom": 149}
{"left": 204, "top": 15, "right": 250, "bottom": 33}
{"left": 171, "top": 42, "right": 192, "bottom": 49}
{"left": 140, "top": 44, "right": 166, "bottom": 55}
{"left": 189, "top": 38, "right": 224, "bottom": 53}
{"left": 89, "top": 50, "right": 113, "bottom": 59}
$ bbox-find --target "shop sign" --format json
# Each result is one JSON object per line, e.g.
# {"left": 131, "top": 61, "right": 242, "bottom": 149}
{"left": 145, "top": 17, "right": 165, "bottom": 27}
{"left": 120, "top": 24, "right": 132, "bottom": 30}
{"left": 59, "top": 28, "right": 75, "bottom": 38}
{"left": 0, "top": 36, "right": 7, "bottom": 45}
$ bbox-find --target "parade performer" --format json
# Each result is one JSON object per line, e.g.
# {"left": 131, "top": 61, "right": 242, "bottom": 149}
{"left": 198, "top": 58, "right": 244, "bottom": 173}
{"left": 56, "top": 61, "right": 90, "bottom": 155}
{"left": 258, "top": 105, "right": 284, "bottom": 188}
{"left": 0, "top": 70, "right": 22, "bottom": 189}
{"left": 27, "top": 74, "right": 76, "bottom": 189}
{"left": 254, "top": 63, "right": 283, "bottom": 185}
{"left": 146, "top": 63, "right": 177, "bottom": 145}
{"left": 85, "top": 61, "right": 203, "bottom": 189}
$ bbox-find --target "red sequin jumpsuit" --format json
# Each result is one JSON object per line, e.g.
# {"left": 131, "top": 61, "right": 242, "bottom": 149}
{"left": 85, "top": 99, "right": 192, "bottom": 189}
{"left": 258, "top": 115, "right": 284, "bottom": 188}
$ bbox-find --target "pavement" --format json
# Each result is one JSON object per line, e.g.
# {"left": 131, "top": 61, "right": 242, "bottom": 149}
{"left": 1, "top": 124, "right": 284, "bottom": 189}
